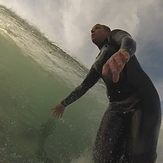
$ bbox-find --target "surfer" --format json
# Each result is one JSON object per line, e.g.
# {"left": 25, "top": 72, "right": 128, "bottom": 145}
{"left": 52, "top": 24, "right": 161, "bottom": 163}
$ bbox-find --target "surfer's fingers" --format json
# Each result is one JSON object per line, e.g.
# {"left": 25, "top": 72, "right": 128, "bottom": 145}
{"left": 56, "top": 114, "right": 59, "bottom": 119}
{"left": 102, "top": 58, "right": 120, "bottom": 83}
{"left": 118, "top": 50, "right": 130, "bottom": 63}
{"left": 102, "top": 60, "right": 110, "bottom": 76}
{"left": 54, "top": 111, "right": 59, "bottom": 118}
{"left": 113, "top": 54, "right": 124, "bottom": 70}
{"left": 111, "top": 57, "right": 125, "bottom": 76}
{"left": 111, "top": 53, "right": 126, "bottom": 71}
{"left": 102, "top": 55, "right": 119, "bottom": 76}
{"left": 60, "top": 112, "right": 63, "bottom": 118}
{"left": 53, "top": 110, "right": 62, "bottom": 119}
{"left": 52, "top": 110, "right": 56, "bottom": 116}
{"left": 52, "top": 106, "right": 59, "bottom": 115}
{"left": 52, "top": 108, "right": 58, "bottom": 116}
{"left": 105, "top": 57, "right": 119, "bottom": 78}
{"left": 52, "top": 107, "right": 57, "bottom": 111}
{"left": 57, "top": 113, "right": 62, "bottom": 119}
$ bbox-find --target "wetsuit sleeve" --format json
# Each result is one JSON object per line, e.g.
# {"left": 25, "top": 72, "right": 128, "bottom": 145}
{"left": 110, "top": 29, "right": 136, "bottom": 57}
{"left": 61, "top": 67, "right": 100, "bottom": 107}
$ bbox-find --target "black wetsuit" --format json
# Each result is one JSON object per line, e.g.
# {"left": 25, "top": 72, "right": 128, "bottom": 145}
{"left": 61, "top": 29, "right": 161, "bottom": 163}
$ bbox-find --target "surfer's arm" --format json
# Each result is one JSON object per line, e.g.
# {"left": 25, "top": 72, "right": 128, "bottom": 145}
{"left": 61, "top": 68, "right": 100, "bottom": 107}
{"left": 110, "top": 29, "right": 136, "bottom": 57}
{"left": 102, "top": 29, "right": 136, "bottom": 82}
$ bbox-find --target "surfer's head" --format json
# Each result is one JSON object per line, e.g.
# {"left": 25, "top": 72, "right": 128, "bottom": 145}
{"left": 91, "top": 24, "right": 111, "bottom": 47}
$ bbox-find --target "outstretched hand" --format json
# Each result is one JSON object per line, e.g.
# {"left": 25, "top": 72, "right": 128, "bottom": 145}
{"left": 102, "top": 49, "right": 130, "bottom": 83}
{"left": 52, "top": 103, "right": 65, "bottom": 119}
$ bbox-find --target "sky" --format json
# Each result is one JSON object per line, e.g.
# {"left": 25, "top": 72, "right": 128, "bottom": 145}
{"left": 0, "top": 0, "right": 163, "bottom": 110}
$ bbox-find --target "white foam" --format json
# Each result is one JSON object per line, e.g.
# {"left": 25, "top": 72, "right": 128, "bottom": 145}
{"left": 71, "top": 149, "right": 93, "bottom": 163}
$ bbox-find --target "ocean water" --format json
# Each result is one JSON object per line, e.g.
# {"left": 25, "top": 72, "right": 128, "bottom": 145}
{"left": 0, "top": 6, "right": 162, "bottom": 163}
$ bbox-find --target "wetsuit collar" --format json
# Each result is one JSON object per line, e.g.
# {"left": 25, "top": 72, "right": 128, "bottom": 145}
{"left": 98, "top": 37, "right": 111, "bottom": 50}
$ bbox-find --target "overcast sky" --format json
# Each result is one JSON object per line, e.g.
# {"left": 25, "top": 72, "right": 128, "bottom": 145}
{"left": 0, "top": 0, "right": 163, "bottom": 109}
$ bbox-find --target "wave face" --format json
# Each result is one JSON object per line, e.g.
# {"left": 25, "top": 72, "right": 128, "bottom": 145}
{"left": 0, "top": 6, "right": 162, "bottom": 163}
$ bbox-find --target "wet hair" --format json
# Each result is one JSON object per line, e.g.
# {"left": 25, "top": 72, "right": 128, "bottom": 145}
{"left": 94, "top": 24, "right": 111, "bottom": 33}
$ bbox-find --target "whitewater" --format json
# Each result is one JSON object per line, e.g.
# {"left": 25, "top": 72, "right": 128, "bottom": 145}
{"left": 0, "top": 6, "right": 162, "bottom": 163}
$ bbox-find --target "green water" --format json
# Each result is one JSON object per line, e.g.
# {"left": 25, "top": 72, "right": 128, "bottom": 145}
{"left": 0, "top": 31, "right": 106, "bottom": 163}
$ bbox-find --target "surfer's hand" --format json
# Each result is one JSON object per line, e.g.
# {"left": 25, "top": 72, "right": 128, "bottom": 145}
{"left": 102, "top": 49, "right": 130, "bottom": 83}
{"left": 52, "top": 104, "right": 65, "bottom": 119}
